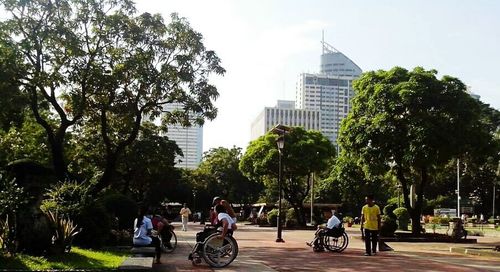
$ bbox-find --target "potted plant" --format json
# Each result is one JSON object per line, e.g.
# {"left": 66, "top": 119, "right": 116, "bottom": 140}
{"left": 343, "top": 216, "right": 354, "bottom": 227}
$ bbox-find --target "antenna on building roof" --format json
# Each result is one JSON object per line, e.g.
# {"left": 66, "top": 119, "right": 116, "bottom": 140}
{"left": 321, "top": 30, "right": 340, "bottom": 54}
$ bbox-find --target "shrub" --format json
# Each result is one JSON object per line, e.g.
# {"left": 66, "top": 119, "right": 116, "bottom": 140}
{"left": 380, "top": 215, "right": 397, "bottom": 237}
{"left": 439, "top": 217, "right": 451, "bottom": 225}
{"left": 267, "top": 209, "right": 278, "bottom": 227}
{"left": 0, "top": 173, "right": 26, "bottom": 216}
{"left": 285, "top": 208, "right": 297, "bottom": 227}
{"left": 73, "top": 202, "right": 111, "bottom": 249}
{"left": 467, "top": 230, "right": 484, "bottom": 237}
{"left": 99, "top": 193, "right": 137, "bottom": 230}
{"left": 44, "top": 211, "right": 81, "bottom": 254}
{"left": 383, "top": 203, "right": 398, "bottom": 219}
{"left": 40, "top": 180, "right": 93, "bottom": 217}
{"left": 393, "top": 207, "right": 410, "bottom": 231}
{"left": 488, "top": 218, "right": 500, "bottom": 224}
{"left": 16, "top": 209, "right": 53, "bottom": 255}
{"left": 430, "top": 216, "right": 440, "bottom": 224}
{"left": 108, "top": 229, "right": 133, "bottom": 246}
{"left": 343, "top": 216, "right": 353, "bottom": 224}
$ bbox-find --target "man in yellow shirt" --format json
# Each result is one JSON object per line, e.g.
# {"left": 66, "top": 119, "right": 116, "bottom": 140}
{"left": 361, "top": 194, "right": 381, "bottom": 256}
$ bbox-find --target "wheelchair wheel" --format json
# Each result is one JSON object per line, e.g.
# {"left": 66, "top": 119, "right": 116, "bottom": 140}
{"left": 160, "top": 229, "right": 177, "bottom": 253}
{"left": 323, "top": 231, "right": 349, "bottom": 252}
{"left": 202, "top": 233, "right": 238, "bottom": 268}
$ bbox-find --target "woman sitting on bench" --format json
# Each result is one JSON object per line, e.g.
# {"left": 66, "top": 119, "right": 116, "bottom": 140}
{"left": 133, "top": 206, "right": 162, "bottom": 264}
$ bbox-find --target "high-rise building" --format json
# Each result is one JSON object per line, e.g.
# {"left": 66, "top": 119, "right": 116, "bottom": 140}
{"left": 163, "top": 103, "right": 203, "bottom": 169}
{"left": 296, "top": 41, "right": 362, "bottom": 144}
{"left": 250, "top": 100, "right": 320, "bottom": 140}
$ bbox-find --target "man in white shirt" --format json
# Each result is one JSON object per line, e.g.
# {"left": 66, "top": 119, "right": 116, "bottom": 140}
{"left": 307, "top": 210, "right": 341, "bottom": 252}
{"left": 215, "top": 204, "right": 237, "bottom": 237}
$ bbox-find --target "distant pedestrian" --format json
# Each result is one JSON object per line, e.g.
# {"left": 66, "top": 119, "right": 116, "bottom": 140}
{"left": 180, "top": 203, "right": 191, "bottom": 231}
{"left": 360, "top": 194, "right": 381, "bottom": 256}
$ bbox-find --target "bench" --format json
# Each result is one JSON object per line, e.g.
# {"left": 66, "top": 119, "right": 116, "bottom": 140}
{"left": 119, "top": 247, "right": 156, "bottom": 270}
{"left": 130, "top": 246, "right": 156, "bottom": 257}
{"left": 119, "top": 257, "right": 154, "bottom": 270}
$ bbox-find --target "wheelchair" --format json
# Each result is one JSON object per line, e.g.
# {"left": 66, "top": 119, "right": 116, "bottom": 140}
{"left": 308, "top": 227, "right": 349, "bottom": 252}
{"left": 189, "top": 226, "right": 239, "bottom": 268}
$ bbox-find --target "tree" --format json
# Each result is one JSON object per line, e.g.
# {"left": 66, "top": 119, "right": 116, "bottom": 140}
{"left": 338, "top": 67, "right": 494, "bottom": 234}
{"left": 0, "top": 0, "right": 224, "bottom": 187}
{"left": 87, "top": 12, "right": 225, "bottom": 192}
{"left": 0, "top": 0, "right": 127, "bottom": 180}
{"left": 319, "top": 154, "right": 390, "bottom": 216}
{"left": 240, "top": 127, "right": 335, "bottom": 226}
{"left": 117, "top": 122, "right": 182, "bottom": 205}
{"left": 0, "top": 115, "right": 50, "bottom": 167}
{"left": 192, "top": 147, "right": 263, "bottom": 210}
{"left": 0, "top": 32, "right": 28, "bottom": 131}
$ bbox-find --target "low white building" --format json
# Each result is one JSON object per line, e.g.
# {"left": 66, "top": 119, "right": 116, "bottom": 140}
{"left": 250, "top": 100, "right": 321, "bottom": 140}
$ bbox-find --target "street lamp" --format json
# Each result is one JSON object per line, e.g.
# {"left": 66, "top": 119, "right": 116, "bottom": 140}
{"left": 457, "top": 159, "right": 461, "bottom": 218}
{"left": 276, "top": 134, "right": 285, "bottom": 243}
{"left": 270, "top": 124, "right": 291, "bottom": 243}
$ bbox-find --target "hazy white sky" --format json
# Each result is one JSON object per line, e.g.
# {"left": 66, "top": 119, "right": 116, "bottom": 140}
{"left": 133, "top": 0, "right": 499, "bottom": 152}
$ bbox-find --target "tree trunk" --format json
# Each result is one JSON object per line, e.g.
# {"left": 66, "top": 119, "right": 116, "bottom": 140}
{"left": 94, "top": 152, "right": 118, "bottom": 193}
{"left": 48, "top": 135, "right": 68, "bottom": 181}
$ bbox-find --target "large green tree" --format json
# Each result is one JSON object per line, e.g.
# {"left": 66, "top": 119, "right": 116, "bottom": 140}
{"left": 87, "top": 12, "right": 224, "bottom": 192}
{"left": 240, "top": 127, "right": 335, "bottom": 226}
{"left": 339, "top": 67, "right": 495, "bottom": 234}
{"left": 1, "top": 0, "right": 224, "bottom": 187}
{"left": 0, "top": 0, "right": 123, "bottom": 180}
{"left": 0, "top": 32, "right": 28, "bottom": 131}
{"left": 192, "top": 147, "right": 263, "bottom": 210}
{"left": 319, "top": 153, "right": 390, "bottom": 215}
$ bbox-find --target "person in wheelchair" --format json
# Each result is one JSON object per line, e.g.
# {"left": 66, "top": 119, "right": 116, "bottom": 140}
{"left": 307, "top": 209, "right": 341, "bottom": 252}
{"left": 215, "top": 204, "right": 237, "bottom": 237}
{"left": 189, "top": 204, "right": 237, "bottom": 261}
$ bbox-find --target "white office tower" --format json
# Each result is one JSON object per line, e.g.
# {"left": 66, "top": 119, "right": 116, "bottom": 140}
{"left": 250, "top": 100, "right": 320, "bottom": 140}
{"left": 163, "top": 103, "right": 203, "bottom": 169}
{"left": 296, "top": 40, "right": 362, "bottom": 144}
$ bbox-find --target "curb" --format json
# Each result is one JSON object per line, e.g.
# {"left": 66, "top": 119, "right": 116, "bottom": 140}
{"left": 450, "top": 247, "right": 500, "bottom": 258}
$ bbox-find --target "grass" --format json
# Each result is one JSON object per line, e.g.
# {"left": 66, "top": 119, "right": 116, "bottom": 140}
{"left": 0, "top": 247, "right": 129, "bottom": 270}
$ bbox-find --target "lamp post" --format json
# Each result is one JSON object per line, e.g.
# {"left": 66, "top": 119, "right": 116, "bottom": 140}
{"left": 457, "top": 159, "right": 461, "bottom": 218}
{"left": 270, "top": 124, "right": 291, "bottom": 243}
{"left": 276, "top": 134, "right": 285, "bottom": 243}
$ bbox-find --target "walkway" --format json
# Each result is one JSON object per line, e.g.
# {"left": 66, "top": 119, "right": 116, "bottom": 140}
{"left": 153, "top": 223, "right": 500, "bottom": 272}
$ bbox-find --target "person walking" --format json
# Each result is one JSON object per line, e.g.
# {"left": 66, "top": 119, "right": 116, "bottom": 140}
{"left": 360, "top": 194, "right": 381, "bottom": 256}
{"left": 180, "top": 203, "right": 191, "bottom": 231}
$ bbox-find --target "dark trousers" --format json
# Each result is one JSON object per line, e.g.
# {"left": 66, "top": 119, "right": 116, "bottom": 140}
{"left": 364, "top": 229, "right": 378, "bottom": 254}
{"left": 148, "top": 237, "right": 162, "bottom": 260}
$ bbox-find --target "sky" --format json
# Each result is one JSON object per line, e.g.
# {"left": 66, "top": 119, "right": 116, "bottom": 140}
{"left": 135, "top": 0, "right": 500, "bottom": 152}
{"left": 6, "top": 1, "right": 500, "bottom": 152}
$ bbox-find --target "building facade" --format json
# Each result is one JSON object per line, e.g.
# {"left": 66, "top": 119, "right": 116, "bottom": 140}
{"left": 250, "top": 100, "right": 320, "bottom": 140}
{"left": 163, "top": 103, "right": 203, "bottom": 169}
{"left": 296, "top": 41, "right": 362, "bottom": 144}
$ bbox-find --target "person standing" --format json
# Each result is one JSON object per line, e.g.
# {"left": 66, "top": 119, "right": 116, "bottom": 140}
{"left": 360, "top": 194, "right": 381, "bottom": 256}
{"left": 180, "top": 203, "right": 191, "bottom": 231}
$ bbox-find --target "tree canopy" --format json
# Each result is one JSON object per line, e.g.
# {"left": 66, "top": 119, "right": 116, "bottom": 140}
{"left": 0, "top": 0, "right": 225, "bottom": 190}
{"left": 338, "top": 67, "right": 498, "bottom": 233}
{"left": 240, "top": 127, "right": 335, "bottom": 225}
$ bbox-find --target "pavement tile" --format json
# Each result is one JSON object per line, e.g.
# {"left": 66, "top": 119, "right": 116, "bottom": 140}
{"left": 152, "top": 222, "right": 500, "bottom": 272}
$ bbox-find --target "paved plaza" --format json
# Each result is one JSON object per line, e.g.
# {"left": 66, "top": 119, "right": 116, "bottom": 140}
{"left": 153, "top": 223, "right": 500, "bottom": 272}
